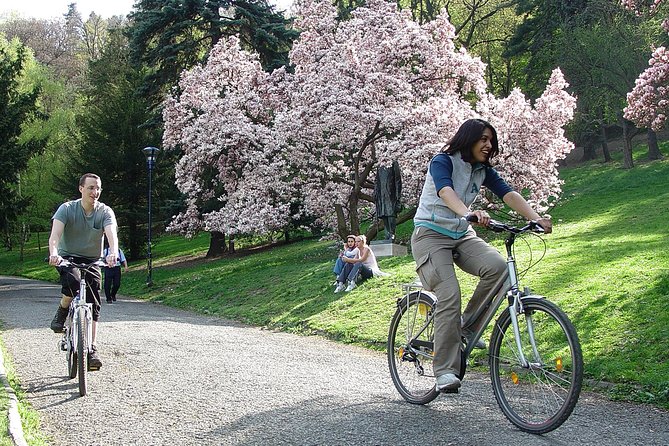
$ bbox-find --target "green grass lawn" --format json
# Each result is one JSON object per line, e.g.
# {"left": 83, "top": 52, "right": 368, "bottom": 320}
{"left": 1, "top": 148, "right": 668, "bottom": 409}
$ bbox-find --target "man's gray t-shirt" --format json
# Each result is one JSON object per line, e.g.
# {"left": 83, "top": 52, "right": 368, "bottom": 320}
{"left": 53, "top": 199, "right": 116, "bottom": 259}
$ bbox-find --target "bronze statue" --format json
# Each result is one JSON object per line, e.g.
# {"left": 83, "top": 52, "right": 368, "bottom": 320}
{"left": 374, "top": 160, "right": 402, "bottom": 241}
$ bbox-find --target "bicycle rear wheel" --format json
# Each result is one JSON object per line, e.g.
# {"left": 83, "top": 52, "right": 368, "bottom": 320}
{"left": 76, "top": 307, "right": 88, "bottom": 397}
{"left": 387, "top": 292, "right": 439, "bottom": 404}
{"left": 489, "top": 297, "right": 583, "bottom": 434}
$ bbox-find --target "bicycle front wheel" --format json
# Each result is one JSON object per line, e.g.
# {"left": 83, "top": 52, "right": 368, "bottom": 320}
{"left": 67, "top": 334, "right": 77, "bottom": 379}
{"left": 77, "top": 307, "right": 88, "bottom": 397}
{"left": 387, "top": 292, "right": 439, "bottom": 405}
{"left": 489, "top": 297, "right": 583, "bottom": 434}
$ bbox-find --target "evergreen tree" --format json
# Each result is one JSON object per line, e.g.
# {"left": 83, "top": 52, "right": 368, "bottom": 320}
{"left": 127, "top": 0, "right": 299, "bottom": 107}
{"left": 61, "top": 29, "right": 165, "bottom": 259}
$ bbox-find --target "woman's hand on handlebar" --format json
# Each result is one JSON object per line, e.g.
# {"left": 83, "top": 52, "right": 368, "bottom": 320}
{"left": 465, "top": 210, "right": 491, "bottom": 227}
{"left": 536, "top": 217, "right": 552, "bottom": 234}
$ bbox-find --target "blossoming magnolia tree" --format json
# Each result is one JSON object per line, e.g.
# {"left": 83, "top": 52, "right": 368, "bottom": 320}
{"left": 163, "top": 0, "right": 577, "bottom": 242}
{"left": 277, "top": 0, "right": 488, "bottom": 237}
{"left": 163, "top": 37, "right": 300, "bottom": 239}
{"left": 623, "top": 0, "right": 669, "bottom": 132}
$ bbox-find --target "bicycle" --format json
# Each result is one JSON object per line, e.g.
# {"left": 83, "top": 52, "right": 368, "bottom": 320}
{"left": 52, "top": 257, "right": 106, "bottom": 397}
{"left": 387, "top": 218, "right": 583, "bottom": 434}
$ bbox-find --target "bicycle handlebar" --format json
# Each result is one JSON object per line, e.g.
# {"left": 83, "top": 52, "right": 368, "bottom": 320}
{"left": 44, "top": 257, "right": 107, "bottom": 269}
{"left": 465, "top": 214, "right": 545, "bottom": 234}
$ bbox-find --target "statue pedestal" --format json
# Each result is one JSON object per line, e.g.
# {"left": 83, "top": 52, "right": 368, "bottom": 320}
{"left": 370, "top": 240, "right": 407, "bottom": 257}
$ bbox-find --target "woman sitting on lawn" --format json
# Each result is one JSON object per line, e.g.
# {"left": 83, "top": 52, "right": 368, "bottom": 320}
{"left": 335, "top": 235, "right": 389, "bottom": 293}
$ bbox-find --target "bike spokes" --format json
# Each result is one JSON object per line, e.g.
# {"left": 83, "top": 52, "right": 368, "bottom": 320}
{"left": 388, "top": 294, "right": 438, "bottom": 405}
{"left": 489, "top": 298, "right": 583, "bottom": 434}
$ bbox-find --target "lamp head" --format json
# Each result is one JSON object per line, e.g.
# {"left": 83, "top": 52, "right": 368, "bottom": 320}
{"left": 142, "top": 147, "right": 160, "bottom": 168}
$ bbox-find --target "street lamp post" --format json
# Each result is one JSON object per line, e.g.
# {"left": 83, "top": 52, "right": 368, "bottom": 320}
{"left": 142, "top": 146, "right": 160, "bottom": 287}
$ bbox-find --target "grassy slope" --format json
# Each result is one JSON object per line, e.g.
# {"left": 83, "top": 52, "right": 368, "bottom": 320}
{"left": 1, "top": 149, "right": 668, "bottom": 407}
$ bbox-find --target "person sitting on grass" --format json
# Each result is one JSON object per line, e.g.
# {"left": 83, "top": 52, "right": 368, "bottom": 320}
{"left": 335, "top": 235, "right": 389, "bottom": 293}
{"left": 333, "top": 235, "right": 358, "bottom": 277}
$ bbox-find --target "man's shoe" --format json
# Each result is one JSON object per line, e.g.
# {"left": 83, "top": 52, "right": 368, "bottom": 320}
{"left": 111, "top": 296, "right": 117, "bottom": 302}
{"left": 334, "top": 282, "right": 346, "bottom": 293}
{"left": 436, "top": 373, "right": 461, "bottom": 392}
{"left": 50, "top": 306, "right": 68, "bottom": 333}
{"left": 88, "top": 345, "right": 102, "bottom": 370}
{"left": 345, "top": 280, "right": 357, "bottom": 292}
{"left": 106, "top": 299, "right": 113, "bottom": 304}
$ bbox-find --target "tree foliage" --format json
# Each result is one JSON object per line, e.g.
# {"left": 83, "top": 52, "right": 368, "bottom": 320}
{"left": 624, "top": 0, "right": 669, "bottom": 151}
{"left": 58, "top": 29, "right": 164, "bottom": 259}
{"left": 0, "top": 5, "right": 120, "bottom": 89}
{"left": 163, "top": 0, "right": 576, "bottom": 241}
{"left": 127, "top": 0, "right": 299, "bottom": 107}
{"left": 0, "top": 36, "right": 46, "bottom": 246}
{"left": 504, "top": 0, "right": 590, "bottom": 98}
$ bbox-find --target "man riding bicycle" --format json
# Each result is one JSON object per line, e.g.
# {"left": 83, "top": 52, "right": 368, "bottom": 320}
{"left": 48, "top": 173, "right": 120, "bottom": 370}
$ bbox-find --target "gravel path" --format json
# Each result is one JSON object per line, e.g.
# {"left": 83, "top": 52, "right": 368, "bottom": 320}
{"left": 1, "top": 276, "right": 668, "bottom": 446}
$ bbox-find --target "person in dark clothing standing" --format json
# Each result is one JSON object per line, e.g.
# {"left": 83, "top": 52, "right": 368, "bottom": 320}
{"left": 103, "top": 239, "right": 128, "bottom": 303}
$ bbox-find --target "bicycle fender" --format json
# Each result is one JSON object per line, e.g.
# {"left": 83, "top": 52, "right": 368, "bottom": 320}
{"left": 520, "top": 294, "right": 547, "bottom": 301}
{"left": 396, "top": 290, "right": 438, "bottom": 308}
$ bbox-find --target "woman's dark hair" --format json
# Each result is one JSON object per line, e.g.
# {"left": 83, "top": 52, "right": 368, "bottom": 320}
{"left": 444, "top": 118, "right": 499, "bottom": 165}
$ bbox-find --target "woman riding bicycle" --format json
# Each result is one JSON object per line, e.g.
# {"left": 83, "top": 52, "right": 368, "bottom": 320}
{"left": 411, "top": 118, "right": 552, "bottom": 392}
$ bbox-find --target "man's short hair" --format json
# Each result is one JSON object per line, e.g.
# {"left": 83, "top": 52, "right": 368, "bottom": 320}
{"left": 79, "top": 173, "right": 101, "bottom": 187}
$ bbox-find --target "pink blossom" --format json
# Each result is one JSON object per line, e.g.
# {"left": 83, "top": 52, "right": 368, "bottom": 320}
{"left": 163, "top": 0, "right": 576, "bottom": 237}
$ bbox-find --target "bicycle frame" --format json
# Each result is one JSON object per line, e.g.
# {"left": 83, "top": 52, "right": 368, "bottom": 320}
{"left": 403, "top": 222, "right": 545, "bottom": 367}
{"left": 461, "top": 230, "right": 543, "bottom": 366}
{"left": 390, "top": 220, "right": 582, "bottom": 433}
{"left": 57, "top": 259, "right": 99, "bottom": 365}
{"left": 68, "top": 274, "right": 93, "bottom": 358}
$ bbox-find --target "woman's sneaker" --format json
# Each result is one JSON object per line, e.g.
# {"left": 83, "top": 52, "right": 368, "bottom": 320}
{"left": 345, "top": 280, "right": 356, "bottom": 292}
{"left": 334, "top": 282, "right": 346, "bottom": 293}
{"left": 435, "top": 373, "right": 461, "bottom": 392}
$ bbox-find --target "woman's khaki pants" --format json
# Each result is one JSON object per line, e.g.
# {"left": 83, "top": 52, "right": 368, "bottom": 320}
{"left": 411, "top": 226, "right": 508, "bottom": 377}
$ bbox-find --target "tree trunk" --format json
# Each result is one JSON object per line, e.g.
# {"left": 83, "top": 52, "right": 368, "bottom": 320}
{"left": 19, "top": 223, "right": 26, "bottom": 262}
{"left": 647, "top": 128, "right": 664, "bottom": 161}
{"left": 128, "top": 221, "right": 142, "bottom": 261}
{"left": 600, "top": 126, "right": 611, "bottom": 162}
{"left": 621, "top": 119, "right": 635, "bottom": 169}
{"left": 349, "top": 194, "right": 360, "bottom": 236}
{"left": 335, "top": 204, "right": 348, "bottom": 240}
{"left": 228, "top": 235, "right": 235, "bottom": 254}
{"left": 4, "top": 231, "right": 12, "bottom": 251}
{"left": 581, "top": 145, "right": 597, "bottom": 161}
{"left": 206, "top": 231, "right": 227, "bottom": 257}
